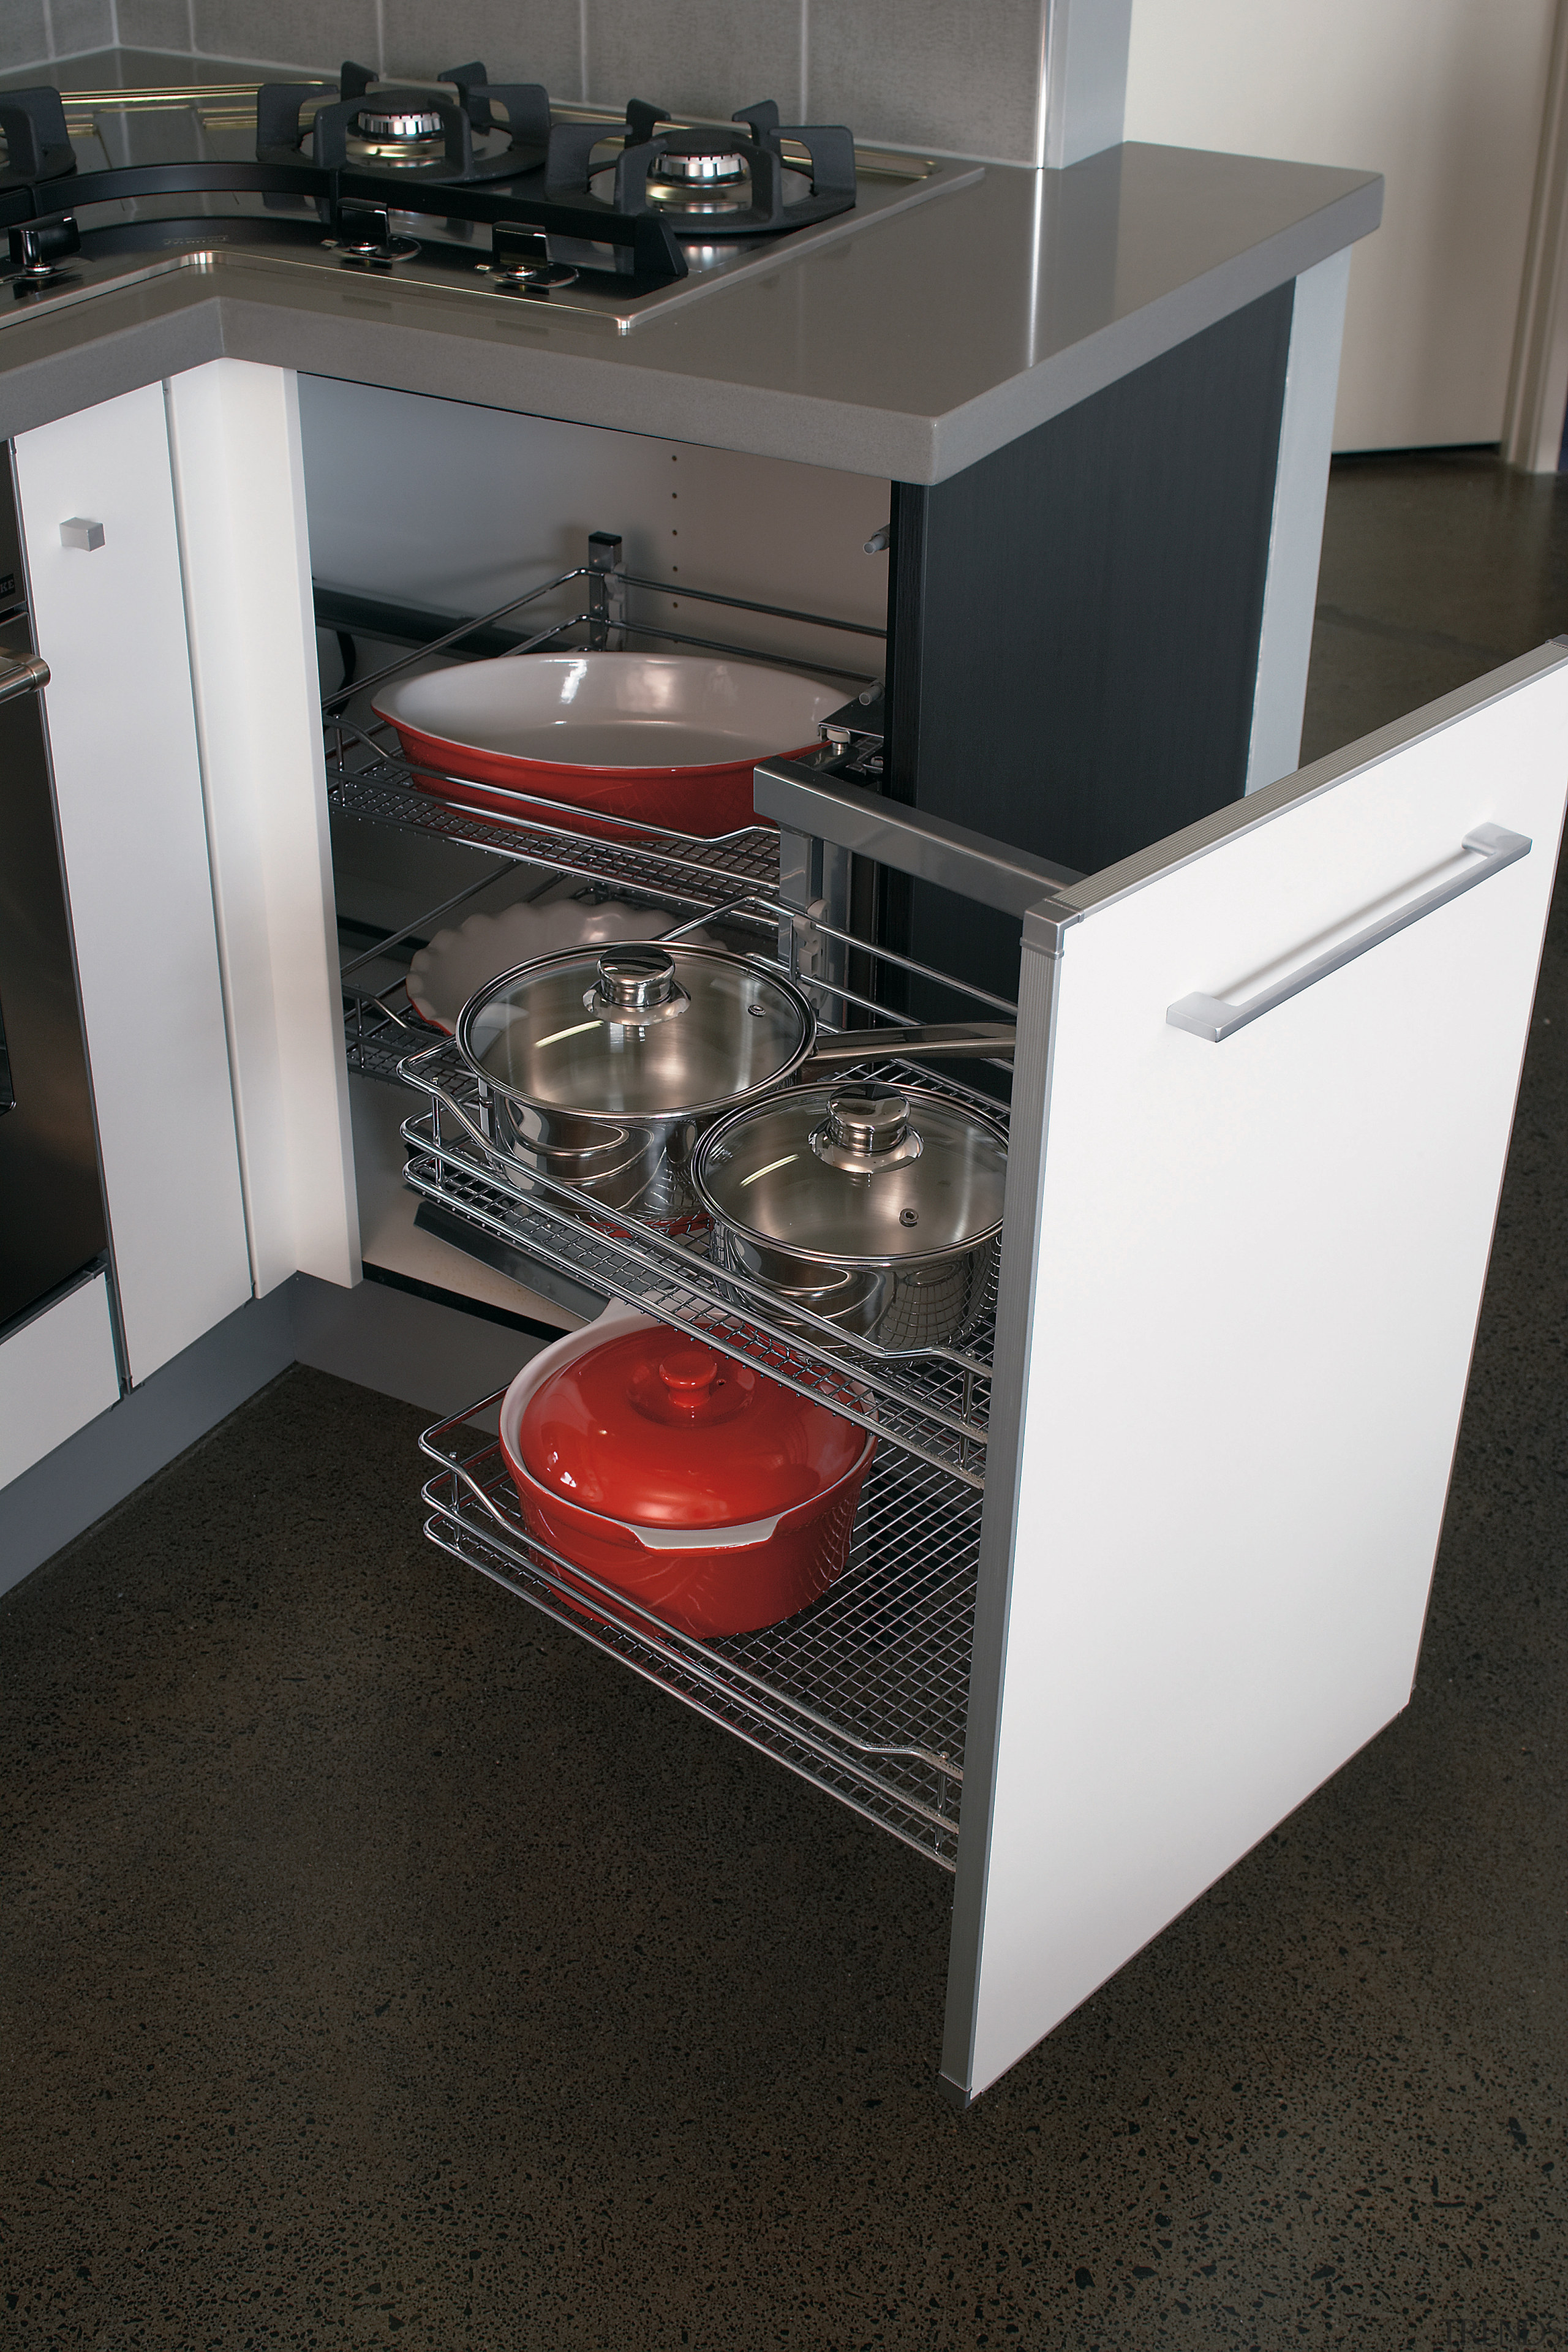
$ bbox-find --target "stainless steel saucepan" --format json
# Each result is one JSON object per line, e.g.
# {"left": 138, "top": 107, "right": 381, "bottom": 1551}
{"left": 451, "top": 941, "right": 1013, "bottom": 1227}
{"left": 692, "top": 1081, "right": 1008, "bottom": 1351}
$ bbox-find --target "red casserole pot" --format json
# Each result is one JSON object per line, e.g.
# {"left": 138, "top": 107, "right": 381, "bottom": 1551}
{"left": 497, "top": 1306, "right": 875, "bottom": 1639}
{"left": 373, "top": 651, "right": 843, "bottom": 838}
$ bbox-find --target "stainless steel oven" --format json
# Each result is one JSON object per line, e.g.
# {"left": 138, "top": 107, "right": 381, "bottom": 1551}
{"left": 0, "top": 451, "right": 110, "bottom": 1333}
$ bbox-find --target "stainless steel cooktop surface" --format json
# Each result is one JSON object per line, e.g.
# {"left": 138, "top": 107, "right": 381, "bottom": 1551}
{"left": 0, "top": 74, "right": 984, "bottom": 335}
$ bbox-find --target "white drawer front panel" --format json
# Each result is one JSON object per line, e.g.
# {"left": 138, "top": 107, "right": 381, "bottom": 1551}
{"left": 0, "top": 1273, "right": 119, "bottom": 1489}
{"left": 948, "top": 646, "right": 1568, "bottom": 2103}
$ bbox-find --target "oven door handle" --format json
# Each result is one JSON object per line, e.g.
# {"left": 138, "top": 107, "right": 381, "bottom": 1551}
{"left": 0, "top": 650, "right": 49, "bottom": 705}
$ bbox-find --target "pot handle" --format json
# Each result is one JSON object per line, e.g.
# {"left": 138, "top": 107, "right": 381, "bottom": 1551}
{"left": 629, "top": 1513, "right": 784, "bottom": 1550}
{"left": 801, "top": 1021, "right": 1015, "bottom": 1075}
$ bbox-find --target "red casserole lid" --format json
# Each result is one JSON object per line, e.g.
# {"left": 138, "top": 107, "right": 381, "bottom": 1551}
{"left": 518, "top": 1326, "right": 866, "bottom": 1528}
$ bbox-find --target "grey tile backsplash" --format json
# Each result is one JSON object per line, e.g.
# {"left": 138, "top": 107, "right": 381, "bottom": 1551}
{"left": 3, "top": 0, "right": 111, "bottom": 71}
{"left": 810, "top": 0, "right": 1045, "bottom": 161}
{"left": 0, "top": 1, "right": 51, "bottom": 75}
{"left": 115, "top": 0, "right": 196, "bottom": 51}
{"left": 11, "top": 0, "right": 1049, "bottom": 164}
{"left": 191, "top": 0, "right": 381, "bottom": 75}
{"left": 381, "top": 0, "right": 582, "bottom": 92}
{"left": 583, "top": 0, "right": 806, "bottom": 126}
{"left": 47, "top": 0, "right": 116, "bottom": 57}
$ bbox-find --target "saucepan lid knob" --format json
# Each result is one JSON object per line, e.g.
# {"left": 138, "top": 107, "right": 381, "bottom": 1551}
{"left": 825, "top": 1087, "right": 910, "bottom": 1156}
{"left": 595, "top": 947, "right": 676, "bottom": 1011}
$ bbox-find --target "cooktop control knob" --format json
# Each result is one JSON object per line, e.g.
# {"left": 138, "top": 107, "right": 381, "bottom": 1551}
{"left": 324, "top": 202, "right": 420, "bottom": 267}
{"left": 487, "top": 224, "right": 578, "bottom": 295}
{"left": 8, "top": 213, "right": 80, "bottom": 295}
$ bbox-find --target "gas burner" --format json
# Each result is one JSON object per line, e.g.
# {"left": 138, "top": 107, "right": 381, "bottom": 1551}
{"left": 549, "top": 98, "right": 855, "bottom": 241}
{"left": 349, "top": 105, "right": 450, "bottom": 164}
{"left": 652, "top": 151, "right": 748, "bottom": 186}
{"left": 254, "top": 71, "right": 853, "bottom": 239}
{"left": 257, "top": 59, "right": 551, "bottom": 184}
{"left": 640, "top": 130, "right": 813, "bottom": 221}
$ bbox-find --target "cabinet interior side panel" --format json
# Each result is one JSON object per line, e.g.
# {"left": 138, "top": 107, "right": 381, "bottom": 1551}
{"left": 963, "top": 660, "right": 1568, "bottom": 2098}
{"left": 295, "top": 376, "right": 890, "bottom": 680}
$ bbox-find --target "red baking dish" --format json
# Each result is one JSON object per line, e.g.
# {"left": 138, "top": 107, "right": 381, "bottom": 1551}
{"left": 497, "top": 1306, "right": 875, "bottom": 1639}
{"left": 373, "top": 650, "right": 843, "bottom": 839}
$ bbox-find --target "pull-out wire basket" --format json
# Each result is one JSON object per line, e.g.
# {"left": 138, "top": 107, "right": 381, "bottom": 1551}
{"left": 421, "top": 1398, "right": 977, "bottom": 1868}
{"left": 398, "top": 1034, "right": 998, "bottom": 1485}
{"left": 327, "top": 549, "right": 1019, "bottom": 1867}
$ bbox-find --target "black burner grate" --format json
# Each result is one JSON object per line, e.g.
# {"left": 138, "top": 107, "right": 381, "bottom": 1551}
{"left": 257, "top": 60, "right": 552, "bottom": 184}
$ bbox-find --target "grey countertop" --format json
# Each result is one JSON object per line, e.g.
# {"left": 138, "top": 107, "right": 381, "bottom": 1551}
{"left": 0, "top": 140, "right": 1380, "bottom": 481}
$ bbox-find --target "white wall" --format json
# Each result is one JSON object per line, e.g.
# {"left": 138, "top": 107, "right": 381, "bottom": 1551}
{"left": 1125, "top": 0, "right": 1557, "bottom": 451}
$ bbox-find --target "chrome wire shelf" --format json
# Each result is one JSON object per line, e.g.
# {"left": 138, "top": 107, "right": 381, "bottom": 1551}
{"left": 421, "top": 1401, "right": 976, "bottom": 1868}
{"left": 344, "top": 979, "right": 443, "bottom": 1085}
{"left": 328, "top": 739, "right": 781, "bottom": 914}
{"left": 398, "top": 1034, "right": 997, "bottom": 1485}
{"left": 322, "top": 529, "right": 888, "bottom": 918}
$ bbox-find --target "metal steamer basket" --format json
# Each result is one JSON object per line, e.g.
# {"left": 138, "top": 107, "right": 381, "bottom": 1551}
{"left": 693, "top": 1082, "right": 1008, "bottom": 1351}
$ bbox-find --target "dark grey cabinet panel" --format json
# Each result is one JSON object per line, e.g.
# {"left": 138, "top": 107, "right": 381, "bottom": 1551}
{"left": 886, "top": 281, "right": 1295, "bottom": 1007}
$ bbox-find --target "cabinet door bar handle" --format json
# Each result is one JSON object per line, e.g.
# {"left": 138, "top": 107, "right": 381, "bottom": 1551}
{"left": 1167, "top": 822, "right": 1531, "bottom": 1043}
{"left": 0, "top": 649, "right": 49, "bottom": 706}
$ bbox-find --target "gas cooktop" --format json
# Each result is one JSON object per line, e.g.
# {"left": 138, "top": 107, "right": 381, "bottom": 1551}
{"left": 0, "top": 66, "right": 982, "bottom": 334}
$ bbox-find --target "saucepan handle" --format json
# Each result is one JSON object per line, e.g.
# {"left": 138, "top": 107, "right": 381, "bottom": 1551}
{"left": 801, "top": 1021, "right": 1015, "bottom": 1076}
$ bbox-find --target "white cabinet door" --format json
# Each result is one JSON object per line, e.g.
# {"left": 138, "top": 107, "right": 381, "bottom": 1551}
{"left": 943, "top": 643, "right": 1568, "bottom": 2105}
{"left": 13, "top": 386, "right": 252, "bottom": 1383}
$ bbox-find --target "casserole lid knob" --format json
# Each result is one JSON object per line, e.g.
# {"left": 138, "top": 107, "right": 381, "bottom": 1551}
{"left": 657, "top": 1345, "right": 721, "bottom": 1404}
{"left": 516, "top": 1323, "right": 866, "bottom": 1526}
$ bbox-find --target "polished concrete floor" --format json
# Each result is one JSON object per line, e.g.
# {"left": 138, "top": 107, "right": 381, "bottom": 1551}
{"left": 4, "top": 451, "right": 1567, "bottom": 2350}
